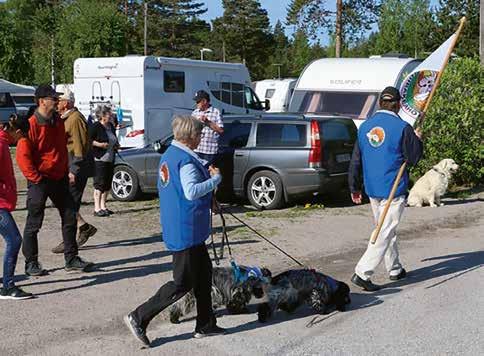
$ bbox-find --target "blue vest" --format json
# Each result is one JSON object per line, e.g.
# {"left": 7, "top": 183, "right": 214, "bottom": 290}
{"left": 158, "top": 145, "right": 212, "bottom": 251}
{"left": 358, "top": 111, "right": 410, "bottom": 198}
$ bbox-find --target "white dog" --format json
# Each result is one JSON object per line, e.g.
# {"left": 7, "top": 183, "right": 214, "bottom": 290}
{"left": 407, "top": 159, "right": 459, "bottom": 207}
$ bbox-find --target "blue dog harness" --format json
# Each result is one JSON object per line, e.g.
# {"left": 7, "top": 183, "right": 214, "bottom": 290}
{"left": 231, "top": 260, "right": 268, "bottom": 285}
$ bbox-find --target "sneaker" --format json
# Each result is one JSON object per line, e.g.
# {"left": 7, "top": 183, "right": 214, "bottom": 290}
{"left": 25, "top": 261, "right": 47, "bottom": 277}
{"left": 351, "top": 273, "right": 381, "bottom": 292}
{"left": 193, "top": 325, "right": 226, "bottom": 339}
{"left": 51, "top": 241, "right": 65, "bottom": 254}
{"left": 103, "top": 209, "right": 114, "bottom": 215}
{"left": 77, "top": 223, "right": 97, "bottom": 247}
{"left": 124, "top": 313, "right": 150, "bottom": 347}
{"left": 0, "top": 286, "right": 34, "bottom": 300}
{"left": 389, "top": 268, "right": 407, "bottom": 281}
{"left": 65, "top": 256, "right": 94, "bottom": 273}
{"left": 93, "top": 210, "right": 109, "bottom": 217}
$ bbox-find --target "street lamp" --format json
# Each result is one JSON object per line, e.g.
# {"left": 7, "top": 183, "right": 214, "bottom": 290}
{"left": 200, "top": 48, "right": 213, "bottom": 61}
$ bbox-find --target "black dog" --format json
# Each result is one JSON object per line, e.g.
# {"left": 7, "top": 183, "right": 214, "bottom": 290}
{"left": 257, "top": 269, "right": 351, "bottom": 322}
{"left": 168, "top": 265, "right": 271, "bottom": 323}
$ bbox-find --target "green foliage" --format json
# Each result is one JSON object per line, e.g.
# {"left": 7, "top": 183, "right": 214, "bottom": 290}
{"left": 412, "top": 57, "right": 484, "bottom": 187}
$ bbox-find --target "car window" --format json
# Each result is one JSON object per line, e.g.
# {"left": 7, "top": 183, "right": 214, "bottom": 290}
{"left": 256, "top": 123, "right": 306, "bottom": 147}
{"left": 219, "top": 122, "right": 251, "bottom": 148}
{"left": 0, "top": 93, "right": 15, "bottom": 108}
{"left": 320, "top": 121, "right": 353, "bottom": 141}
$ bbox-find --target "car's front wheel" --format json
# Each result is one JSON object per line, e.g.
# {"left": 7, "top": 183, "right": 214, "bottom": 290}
{"left": 111, "top": 165, "right": 140, "bottom": 201}
{"left": 247, "top": 170, "right": 284, "bottom": 210}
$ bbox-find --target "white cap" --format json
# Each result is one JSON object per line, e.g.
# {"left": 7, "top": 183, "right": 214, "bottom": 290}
{"left": 58, "top": 87, "right": 75, "bottom": 102}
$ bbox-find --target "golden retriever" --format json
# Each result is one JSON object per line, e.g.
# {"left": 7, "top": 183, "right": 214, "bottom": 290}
{"left": 407, "top": 159, "right": 459, "bottom": 207}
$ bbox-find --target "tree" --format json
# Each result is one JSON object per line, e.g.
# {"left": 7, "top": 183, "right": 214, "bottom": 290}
{"left": 212, "top": 0, "right": 273, "bottom": 80}
{"left": 265, "top": 21, "right": 290, "bottom": 78}
{"left": 286, "top": 0, "right": 381, "bottom": 57}
{"left": 433, "top": 0, "right": 480, "bottom": 57}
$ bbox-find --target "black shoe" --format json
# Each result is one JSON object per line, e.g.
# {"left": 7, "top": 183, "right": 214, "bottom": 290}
{"left": 51, "top": 241, "right": 65, "bottom": 254}
{"left": 193, "top": 325, "right": 226, "bottom": 339}
{"left": 389, "top": 268, "right": 407, "bottom": 281}
{"left": 103, "top": 209, "right": 114, "bottom": 215}
{"left": 124, "top": 313, "right": 150, "bottom": 347}
{"left": 77, "top": 223, "right": 97, "bottom": 247}
{"left": 93, "top": 210, "right": 109, "bottom": 217}
{"left": 351, "top": 274, "right": 381, "bottom": 292}
{"left": 65, "top": 256, "right": 94, "bottom": 273}
{"left": 25, "top": 261, "right": 47, "bottom": 277}
{"left": 0, "top": 286, "right": 34, "bottom": 300}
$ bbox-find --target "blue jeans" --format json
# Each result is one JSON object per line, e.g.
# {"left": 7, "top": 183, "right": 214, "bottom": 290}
{"left": 0, "top": 209, "right": 22, "bottom": 289}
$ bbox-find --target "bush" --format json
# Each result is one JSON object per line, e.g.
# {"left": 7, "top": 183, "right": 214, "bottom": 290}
{"left": 411, "top": 57, "right": 484, "bottom": 187}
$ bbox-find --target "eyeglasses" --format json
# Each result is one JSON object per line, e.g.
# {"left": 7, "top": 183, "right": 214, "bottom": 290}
{"left": 43, "top": 97, "right": 59, "bottom": 102}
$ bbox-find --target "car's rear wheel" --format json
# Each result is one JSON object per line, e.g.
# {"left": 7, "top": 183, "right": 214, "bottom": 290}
{"left": 247, "top": 170, "right": 284, "bottom": 210}
{"left": 111, "top": 165, "right": 140, "bottom": 201}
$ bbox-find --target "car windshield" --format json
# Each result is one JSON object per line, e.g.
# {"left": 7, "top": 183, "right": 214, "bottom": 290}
{"left": 291, "top": 91, "right": 379, "bottom": 120}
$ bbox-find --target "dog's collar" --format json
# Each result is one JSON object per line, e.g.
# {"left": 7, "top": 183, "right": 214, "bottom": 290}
{"left": 231, "top": 261, "right": 268, "bottom": 284}
{"left": 432, "top": 167, "right": 446, "bottom": 177}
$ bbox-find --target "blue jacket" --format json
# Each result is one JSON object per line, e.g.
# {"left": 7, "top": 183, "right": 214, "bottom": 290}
{"left": 158, "top": 144, "right": 212, "bottom": 251}
{"left": 349, "top": 110, "right": 423, "bottom": 198}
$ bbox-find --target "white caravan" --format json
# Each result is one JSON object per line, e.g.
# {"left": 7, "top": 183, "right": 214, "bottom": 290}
{"left": 74, "top": 56, "right": 265, "bottom": 147}
{"left": 288, "top": 56, "right": 421, "bottom": 126}
{"left": 254, "top": 78, "right": 297, "bottom": 112}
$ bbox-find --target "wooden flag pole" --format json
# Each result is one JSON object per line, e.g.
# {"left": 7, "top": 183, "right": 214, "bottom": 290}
{"left": 370, "top": 17, "right": 467, "bottom": 245}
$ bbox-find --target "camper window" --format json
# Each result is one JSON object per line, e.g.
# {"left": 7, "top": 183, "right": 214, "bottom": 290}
{"left": 265, "top": 89, "right": 275, "bottom": 99}
{"left": 207, "top": 81, "right": 246, "bottom": 108}
{"left": 164, "top": 71, "right": 185, "bottom": 93}
{"left": 244, "top": 87, "right": 263, "bottom": 111}
{"left": 293, "top": 91, "right": 378, "bottom": 119}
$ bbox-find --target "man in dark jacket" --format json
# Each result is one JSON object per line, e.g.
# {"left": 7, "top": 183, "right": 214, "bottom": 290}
{"left": 348, "top": 86, "right": 423, "bottom": 292}
{"left": 51, "top": 87, "right": 97, "bottom": 254}
{"left": 19, "top": 85, "right": 93, "bottom": 276}
{"left": 124, "top": 115, "right": 225, "bottom": 347}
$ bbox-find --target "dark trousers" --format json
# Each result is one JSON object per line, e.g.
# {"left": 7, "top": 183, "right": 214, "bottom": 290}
{"left": 133, "top": 244, "right": 215, "bottom": 332}
{"left": 23, "top": 177, "right": 78, "bottom": 263}
{"left": 196, "top": 152, "right": 218, "bottom": 168}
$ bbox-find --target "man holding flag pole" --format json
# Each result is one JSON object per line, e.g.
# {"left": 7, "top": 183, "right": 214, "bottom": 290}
{"left": 348, "top": 17, "right": 466, "bottom": 292}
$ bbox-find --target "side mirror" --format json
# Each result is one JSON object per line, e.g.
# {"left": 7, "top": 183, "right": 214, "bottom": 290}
{"left": 152, "top": 141, "right": 163, "bottom": 153}
{"left": 264, "top": 99, "right": 271, "bottom": 111}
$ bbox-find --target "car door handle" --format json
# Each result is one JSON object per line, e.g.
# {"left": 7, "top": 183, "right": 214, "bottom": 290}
{"left": 235, "top": 153, "right": 246, "bottom": 157}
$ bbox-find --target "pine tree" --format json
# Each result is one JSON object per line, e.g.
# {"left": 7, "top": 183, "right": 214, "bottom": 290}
{"left": 433, "top": 0, "right": 479, "bottom": 57}
{"left": 212, "top": 0, "right": 273, "bottom": 80}
{"left": 265, "top": 21, "right": 290, "bottom": 78}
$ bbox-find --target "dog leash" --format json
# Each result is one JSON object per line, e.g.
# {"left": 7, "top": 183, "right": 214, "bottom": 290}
{"left": 218, "top": 204, "right": 305, "bottom": 268}
{"left": 305, "top": 310, "right": 339, "bottom": 328}
{"left": 210, "top": 198, "right": 233, "bottom": 265}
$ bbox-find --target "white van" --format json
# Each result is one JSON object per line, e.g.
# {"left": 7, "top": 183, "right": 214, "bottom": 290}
{"left": 288, "top": 56, "right": 421, "bottom": 126}
{"left": 0, "top": 79, "right": 35, "bottom": 123}
{"left": 74, "top": 56, "right": 266, "bottom": 147}
{"left": 254, "top": 78, "right": 297, "bottom": 112}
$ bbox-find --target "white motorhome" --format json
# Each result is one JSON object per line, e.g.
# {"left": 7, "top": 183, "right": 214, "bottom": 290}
{"left": 254, "top": 78, "right": 297, "bottom": 112}
{"left": 74, "top": 56, "right": 265, "bottom": 147}
{"left": 289, "top": 56, "right": 421, "bottom": 126}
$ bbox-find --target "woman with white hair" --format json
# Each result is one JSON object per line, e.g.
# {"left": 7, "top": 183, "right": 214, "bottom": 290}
{"left": 88, "top": 105, "right": 119, "bottom": 217}
{"left": 124, "top": 115, "right": 225, "bottom": 347}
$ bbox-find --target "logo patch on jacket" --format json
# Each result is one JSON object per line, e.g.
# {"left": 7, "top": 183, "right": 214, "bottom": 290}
{"left": 366, "top": 127, "right": 385, "bottom": 147}
{"left": 159, "top": 162, "right": 170, "bottom": 187}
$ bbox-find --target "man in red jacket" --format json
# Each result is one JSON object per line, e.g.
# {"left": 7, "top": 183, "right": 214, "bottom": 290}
{"left": 19, "top": 85, "right": 93, "bottom": 276}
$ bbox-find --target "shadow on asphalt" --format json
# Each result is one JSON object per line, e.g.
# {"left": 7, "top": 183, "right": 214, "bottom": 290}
{"left": 385, "top": 251, "right": 484, "bottom": 289}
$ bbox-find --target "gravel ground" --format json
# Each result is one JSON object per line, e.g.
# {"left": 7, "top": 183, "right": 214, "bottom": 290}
{"left": 1, "top": 154, "right": 483, "bottom": 355}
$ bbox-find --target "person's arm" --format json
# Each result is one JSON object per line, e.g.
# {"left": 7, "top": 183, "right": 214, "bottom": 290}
{"left": 68, "top": 117, "right": 88, "bottom": 175}
{"left": 203, "top": 111, "right": 224, "bottom": 134}
{"left": 180, "top": 163, "right": 221, "bottom": 200}
{"left": 16, "top": 139, "right": 42, "bottom": 183}
{"left": 402, "top": 125, "right": 423, "bottom": 166}
{"left": 348, "top": 141, "right": 363, "bottom": 204}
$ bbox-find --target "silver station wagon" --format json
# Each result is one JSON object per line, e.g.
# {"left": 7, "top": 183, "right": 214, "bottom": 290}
{"left": 112, "top": 114, "right": 357, "bottom": 210}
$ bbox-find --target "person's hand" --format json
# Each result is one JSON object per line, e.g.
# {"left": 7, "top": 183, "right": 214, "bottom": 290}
{"left": 414, "top": 127, "right": 423, "bottom": 140}
{"left": 68, "top": 172, "right": 76, "bottom": 186}
{"left": 208, "top": 165, "right": 220, "bottom": 177}
{"left": 100, "top": 142, "right": 109, "bottom": 149}
{"left": 200, "top": 115, "right": 208, "bottom": 123}
{"left": 351, "top": 191, "right": 362, "bottom": 204}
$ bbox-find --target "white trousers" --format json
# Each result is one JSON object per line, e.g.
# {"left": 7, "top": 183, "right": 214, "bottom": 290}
{"left": 355, "top": 195, "right": 406, "bottom": 280}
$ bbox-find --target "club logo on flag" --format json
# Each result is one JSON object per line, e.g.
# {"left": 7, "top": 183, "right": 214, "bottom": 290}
{"left": 400, "top": 70, "right": 438, "bottom": 118}
{"left": 367, "top": 127, "right": 385, "bottom": 147}
{"left": 159, "top": 162, "right": 170, "bottom": 187}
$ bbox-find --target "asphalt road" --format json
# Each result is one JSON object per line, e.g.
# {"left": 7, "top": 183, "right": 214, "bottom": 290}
{"left": 0, "top": 187, "right": 482, "bottom": 355}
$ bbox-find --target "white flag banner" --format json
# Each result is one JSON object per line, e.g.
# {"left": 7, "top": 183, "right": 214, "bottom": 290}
{"left": 399, "top": 34, "right": 456, "bottom": 123}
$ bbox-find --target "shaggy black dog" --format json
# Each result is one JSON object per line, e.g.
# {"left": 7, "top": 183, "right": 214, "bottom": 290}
{"left": 257, "top": 269, "right": 351, "bottom": 322}
{"left": 168, "top": 265, "right": 271, "bottom": 323}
